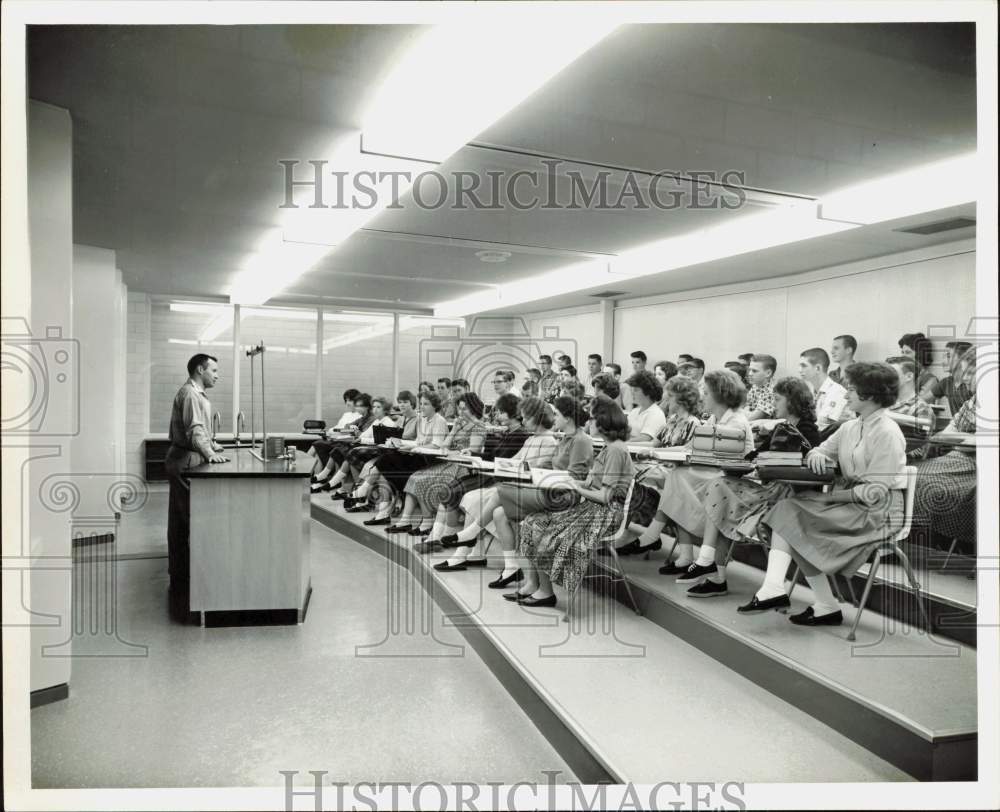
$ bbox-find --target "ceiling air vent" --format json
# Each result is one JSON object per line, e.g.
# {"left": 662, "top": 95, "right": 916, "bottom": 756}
{"left": 894, "top": 217, "right": 976, "bottom": 236}
{"left": 590, "top": 290, "right": 626, "bottom": 298}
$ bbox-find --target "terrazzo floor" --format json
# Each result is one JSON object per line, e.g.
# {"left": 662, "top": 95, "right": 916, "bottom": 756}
{"left": 31, "top": 521, "right": 573, "bottom": 788}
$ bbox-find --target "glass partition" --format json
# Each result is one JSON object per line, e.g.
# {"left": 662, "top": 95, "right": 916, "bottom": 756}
{"left": 149, "top": 301, "right": 234, "bottom": 435}
{"left": 321, "top": 311, "right": 395, "bottom": 425}
{"left": 238, "top": 306, "right": 318, "bottom": 434}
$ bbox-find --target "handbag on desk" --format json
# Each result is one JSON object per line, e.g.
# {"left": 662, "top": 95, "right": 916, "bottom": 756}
{"left": 767, "top": 422, "right": 813, "bottom": 453}
{"left": 691, "top": 424, "right": 747, "bottom": 456}
{"left": 372, "top": 424, "right": 404, "bottom": 444}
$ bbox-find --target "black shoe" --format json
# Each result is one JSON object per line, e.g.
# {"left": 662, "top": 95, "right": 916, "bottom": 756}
{"left": 439, "top": 533, "right": 460, "bottom": 547}
{"left": 414, "top": 527, "right": 432, "bottom": 537}
{"left": 789, "top": 607, "right": 843, "bottom": 626}
{"left": 676, "top": 562, "right": 717, "bottom": 583}
{"left": 464, "top": 558, "right": 488, "bottom": 567}
{"left": 364, "top": 516, "right": 390, "bottom": 526}
{"left": 433, "top": 560, "right": 466, "bottom": 572}
{"left": 503, "top": 590, "right": 532, "bottom": 602}
{"left": 519, "top": 594, "right": 557, "bottom": 608}
{"left": 342, "top": 496, "right": 358, "bottom": 509}
{"left": 310, "top": 482, "right": 330, "bottom": 493}
{"left": 414, "top": 539, "right": 443, "bottom": 554}
{"left": 489, "top": 569, "right": 524, "bottom": 589}
{"left": 346, "top": 504, "right": 370, "bottom": 514}
{"left": 686, "top": 580, "right": 728, "bottom": 598}
{"left": 737, "top": 594, "right": 791, "bottom": 613}
{"left": 330, "top": 491, "right": 348, "bottom": 501}
{"left": 385, "top": 524, "right": 414, "bottom": 534}
{"left": 658, "top": 561, "right": 691, "bottom": 575}
{"left": 615, "top": 540, "right": 640, "bottom": 556}
{"left": 635, "top": 539, "right": 662, "bottom": 556}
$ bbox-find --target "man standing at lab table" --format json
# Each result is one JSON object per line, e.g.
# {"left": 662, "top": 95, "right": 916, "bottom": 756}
{"left": 165, "top": 353, "right": 228, "bottom": 622}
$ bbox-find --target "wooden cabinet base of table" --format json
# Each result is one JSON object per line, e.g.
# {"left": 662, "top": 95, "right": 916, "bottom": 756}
{"left": 188, "top": 450, "right": 312, "bottom": 627}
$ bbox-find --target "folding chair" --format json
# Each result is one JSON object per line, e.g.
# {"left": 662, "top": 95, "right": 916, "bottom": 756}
{"left": 789, "top": 466, "right": 930, "bottom": 642}
{"left": 563, "top": 476, "right": 643, "bottom": 623}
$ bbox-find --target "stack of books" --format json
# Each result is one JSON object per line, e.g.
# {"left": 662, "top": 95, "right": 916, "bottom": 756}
{"left": 755, "top": 450, "right": 804, "bottom": 468}
{"left": 689, "top": 447, "right": 754, "bottom": 472}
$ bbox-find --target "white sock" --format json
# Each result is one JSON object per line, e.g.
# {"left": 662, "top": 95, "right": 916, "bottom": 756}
{"left": 756, "top": 548, "right": 793, "bottom": 600}
{"left": 353, "top": 481, "right": 371, "bottom": 500}
{"left": 428, "top": 518, "right": 445, "bottom": 541}
{"left": 374, "top": 503, "right": 390, "bottom": 521}
{"left": 501, "top": 550, "right": 519, "bottom": 576}
{"left": 328, "top": 470, "right": 346, "bottom": 489}
{"left": 805, "top": 574, "right": 841, "bottom": 616}
{"left": 695, "top": 545, "right": 716, "bottom": 568}
{"left": 708, "top": 563, "right": 726, "bottom": 584}
{"left": 674, "top": 542, "right": 694, "bottom": 566}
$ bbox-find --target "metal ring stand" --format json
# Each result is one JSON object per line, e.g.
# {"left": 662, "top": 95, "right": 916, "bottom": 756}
{"left": 246, "top": 342, "right": 270, "bottom": 461}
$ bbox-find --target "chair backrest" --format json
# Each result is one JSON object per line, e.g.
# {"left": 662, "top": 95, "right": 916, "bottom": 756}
{"left": 614, "top": 476, "right": 638, "bottom": 539}
{"left": 889, "top": 465, "right": 918, "bottom": 545}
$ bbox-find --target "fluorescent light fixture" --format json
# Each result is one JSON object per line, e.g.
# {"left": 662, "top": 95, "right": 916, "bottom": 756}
{"left": 434, "top": 204, "right": 854, "bottom": 318}
{"left": 168, "top": 302, "right": 229, "bottom": 315}
{"left": 817, "top": 152, "right": 977, "bottom": 225}
{"left": 228, "top": 21, "right": 619, "bottom": 306}
{"left": 362, "top": 22, "right": 619, "bottom": 164}
{"left": 322, "top": 315, "right": 465, "bottom": 352}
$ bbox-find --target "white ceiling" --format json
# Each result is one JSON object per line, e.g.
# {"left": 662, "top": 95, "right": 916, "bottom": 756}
{"left": 26, "top": 23, "right": 976, "bottom": 312}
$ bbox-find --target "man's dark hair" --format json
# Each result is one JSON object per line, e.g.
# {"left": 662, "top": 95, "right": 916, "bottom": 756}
{"left": 342, "top": 387, "right": 361, "bottom": 403}
{"left": 451, "top": 378, "right": 469, "bottom": 389}
{"left": 436, "top": 377, "right": 452, "bottom": 387}
{"left": 677, "top": 353, "right": 694, "bottom": 363}
{"left": 690, "top": 357, "right": 705, "bottom": 371}
{"left": 834, "top": 334, "right": 858, "bottom": 354}
{"left": 562, "top": 364, "right": 577, "bottom": 378}
{"left": 800, "top": 348, "right": 830, "bottom": 371}
{"left": 188, "top": 353, "right": 218, "bottom": 377}
{"left": 588, "top": 353, "right": 603, "bottom": 366}
{"left": 630, "top": 350, "right": 647, "bottom": 363}
{"left": 605, "top": 362, "right": 622, "bottom": 376}
{"left": 751, "top": 353, "right": 777, "bottom": 375}
{"left": 539, "top": 354, "right": 552, "bottom": 364}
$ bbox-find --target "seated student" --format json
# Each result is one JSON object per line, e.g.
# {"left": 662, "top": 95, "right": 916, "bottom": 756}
{"left": 630, "top": 350, "right": 648, "bottom": 374}
{"left": 450, "top": 378, "right": 470, "bottom": 408}
{"left": 625, "top": 369, "right": 667, "bottom": 445}
{"left": 921, "top": 340, "right": 973, "bottom": 413}
{"left": 617, "top": 375, "right": 703, "bottom": 556}
{"left": 886, "top": 356, "right": 935, "bottom": 461}
{"left": 403, "top": 393, "right": 488, "bottom": 538}
{"left": 376, "top": 392, "right": 449, "bottom": 530}
{"left": 742, "top": 363, "right": 907, "bottom": 625}
{"left": 688, "top": 358, "right": 706, "bottom": 385}
{"left": 799, "top": 347, "right": 849, "bottom": 435}
{"left": 560, "top": 379, "right": 587, "bottom": 400}
{"left": 677, "top": 353, "right": 694, "bottom": 367}
{"left": 558, "top": 363, "right": 580, "bottom": 391}
{"left": 311, "top": 393, "right": 375, "bottom": 490}
{"left": 828, "top": 334, "right": 858, "bottom": 387}
{"left": 602, "top": 363, "right": 626, "bottom": 409}
{"left": 521, "top": 380, "right": 539, "bottom": 398}
{"left": 486, "top": 369, "right": 516, "bottom": 420}
{"left": 653, "top": 361, "right": 678, "bottom": 415}
{"left": 344, "top": 391, "right": 420, "bottom": 515}
{"left": 418, "top": 381, "right": 435, "bottom": 397}
{"left": 317, "top": 395, "right": 396, "bottom": 496}
{"left": 679, "top": 377, "right": 820, "bottom": 597}
{"left": 432, "top": 394, "right": 547, "bottom": 569}
{"left": 502, "top": 397, "right": 634, "bottom": 608}
{"left": 913, "top": 346, "right": 978, "bottom": 551}
{"left": 585, "top": 354, "right": 603, "bottom": 394}
{"left": 436, "top": 377, "right": 457, "bottom": 420}
{"left": 526, "top": 367, "right": 542, "bottom": 385}
{"left": 307, "top": 388, "right": 361, "bottom": 472}
{"left": 898, "top": 332, "right": 939, "bottom": 394}
{"left": 631, "top": 370, "right": 754, "bottom": 589}
{"left": 587, "top": 373, "right": 620, "bottom": 431}
{"left": 746, "top": 354, "right": 777, "bottom": 420}
{"left": 490, "top": 397, "right": 593, "bottom": 588}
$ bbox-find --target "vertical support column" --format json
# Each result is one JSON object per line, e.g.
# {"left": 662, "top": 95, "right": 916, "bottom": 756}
{"left": 315, "top": 308, "right": 323, "bottom": 419}
{"left": 231, "top": 303, "right": 241, "bottom": 434}
{"left": 600, "top": 298, "right": 615, "bottom": 367}
{"left": 392, "top": 312, "right": 400, "bottom": 398}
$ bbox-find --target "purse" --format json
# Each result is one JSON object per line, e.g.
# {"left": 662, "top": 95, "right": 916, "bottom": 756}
{"left": 767, "top": 422, "right": 813, "bottom": 453}
{"left": 372, "top": 424, "right": 404, "bottom": 444}
{"left": 691, "top": 424, "right": 747, "bottom": 456}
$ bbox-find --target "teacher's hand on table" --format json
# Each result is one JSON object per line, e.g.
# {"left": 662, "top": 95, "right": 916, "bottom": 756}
{"left": 208, "top": 453, "right": 229, "bottom": 463}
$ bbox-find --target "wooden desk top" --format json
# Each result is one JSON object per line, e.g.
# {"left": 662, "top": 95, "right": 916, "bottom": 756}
{"left": 186, "top": 448, "right": 314, "bottom": 478}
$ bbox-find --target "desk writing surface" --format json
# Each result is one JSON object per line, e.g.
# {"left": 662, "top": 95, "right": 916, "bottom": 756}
{"left": 186, "top": 448, "right": 313, "bottom": 478}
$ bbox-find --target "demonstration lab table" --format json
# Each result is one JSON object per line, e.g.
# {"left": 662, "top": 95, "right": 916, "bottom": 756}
{"left": 186, "top": 448, "right": 313, "bottom": 626}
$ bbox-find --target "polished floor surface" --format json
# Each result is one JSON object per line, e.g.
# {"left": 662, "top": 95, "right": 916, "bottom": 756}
{"left": 31, "top": 521, "right": 572, "bottom": 788}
